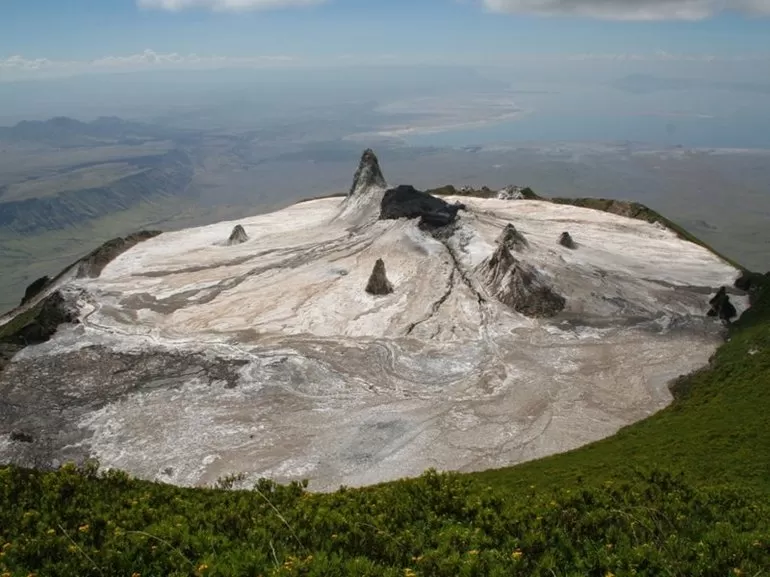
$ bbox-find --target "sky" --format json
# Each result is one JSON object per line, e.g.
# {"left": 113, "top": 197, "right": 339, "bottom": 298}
{"left": 2, "top": 0, "right": 770, "bottom": 80}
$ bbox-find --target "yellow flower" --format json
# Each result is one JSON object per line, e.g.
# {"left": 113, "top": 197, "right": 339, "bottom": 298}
{"left": 606, "top": 543, "right": 614, "bottom": 550}
{"left": 197, "top": 564, "right": 209, "bottom": 572}
{"left": 404, "top": 570, "right": 417, "bottom": 577}
{"left": 605, "top": 572, "right": 615, "bottom": 577}
{"left": 68, "top": 545, "right": 78, "bottom": 553}
{"left": 511, "top": 549, "right": 523, "bottom": 561}
{"left": 78, "top": 524, "right": 89, "bottom": 533}
{"left": 468, "top": 550, "right": 479, "bottom": 555}
{"left": 331, "top": 534, "right": 338, "bottom": 539}
{"left": 46, "top": 529, "right": 56, "bottom": 535}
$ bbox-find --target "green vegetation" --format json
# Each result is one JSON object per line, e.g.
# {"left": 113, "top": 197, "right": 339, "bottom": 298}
{"left": 1, "top": 465, "right": 768, "bottom": 577}
{"left": 1, "top": 277, "right": 768, "bottom": 576}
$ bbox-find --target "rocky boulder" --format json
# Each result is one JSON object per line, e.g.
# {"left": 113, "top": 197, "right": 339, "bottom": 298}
{"left": 349, "top": 149, "right": 386, "bottom": 197}
{"left": 559, "top": 232, "right": 576, "bottom": 249}
{"left": 365, "top": 259, "right": 394, "bottom": 295}
{"left": 734, "top": 270, "right": 770, "bottom": 305}
{"left": 10, "top": 430, "right": 33, "bottom": 443}
{"left": 497, "top": 224, "right": 528, "bottom": 251}
{"left": 497, "top": 186, "right": 525, "bottom": 200}
{"left": 227, "top": 225, "right": 249, "bottom": 246}
{"left": 380, "top": 185, "right": 465, "bottom": 227}
{"left": 478, "top": 244, "right": 565, "bottom": 317}
{"left": 708, "top": 286, "right": 737, "bottom": 323}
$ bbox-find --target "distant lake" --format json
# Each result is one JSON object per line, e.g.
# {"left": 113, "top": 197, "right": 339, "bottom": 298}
{"left": 403, "top": 85, "right": 770, "bottom": 149}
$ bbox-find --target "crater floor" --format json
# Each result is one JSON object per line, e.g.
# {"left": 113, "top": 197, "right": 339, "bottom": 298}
{"left": 0, "top": 194, "right": 743, "bottom": 490}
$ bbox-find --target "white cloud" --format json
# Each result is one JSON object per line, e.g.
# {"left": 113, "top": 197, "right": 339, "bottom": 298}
{"left": 2, "top": 48, "right": 769, "bottom": 82}
{"left": 0, "top": 50, "right": 298, "bottom": 81}
{"left": 137, "top": 0, "right": 325, "bottom": 11}
{"left": 482, "top": 0, "right": 770, "bottom": 20}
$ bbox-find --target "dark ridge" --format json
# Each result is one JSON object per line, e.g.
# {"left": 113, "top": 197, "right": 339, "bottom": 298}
{"left": 76, "top": 231, "right": 162, "bottom": 279}
{"left": 0, "top": 291, "right": 79, "bottom": 348}
{"left": 20, "top": 276, "right": 51, "bottom": 306}
{"left": 0, "top": 230, "right": 162, "bottom": 370}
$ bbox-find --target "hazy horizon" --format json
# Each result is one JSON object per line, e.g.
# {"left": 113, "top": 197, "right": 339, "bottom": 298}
{"left": 2, "top": 0, "right": 770, "bottom": 310}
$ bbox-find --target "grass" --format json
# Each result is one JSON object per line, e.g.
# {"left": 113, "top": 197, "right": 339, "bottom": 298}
{"left": 1, "top": 189, "right": 769, "bottom": 576}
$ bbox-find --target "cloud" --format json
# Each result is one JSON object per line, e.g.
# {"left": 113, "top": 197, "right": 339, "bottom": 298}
{"left": 2, "top": 48, "right": 769, "bottom": 82}
{"left": 482, "top": 0, "right": 770, "bottom": 20}
{"left": 137, "top": 0, "right": 325, "bottom": 11}
{"left": 0, "top": 49, "right": 298, "bottom": 81}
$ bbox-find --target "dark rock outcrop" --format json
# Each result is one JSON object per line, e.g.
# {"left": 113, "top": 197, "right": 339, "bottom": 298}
{"left": 365, "top": 259, "right": 394, "bottom": 296}
{"left": 349, "top": 149, "right": 386, "bottom": 196}
{"left": 735, "top": 270, "right": 770, "bottom": 305}
{"left": 9, "top": 291, "right": 80, "bottom": 346}
{"left": 20, "top": 276, "right": 51, "bottom": 306}
{"left": 497, "top": 224, "right": 528, "bottom": 251}
{"left": 380, "top": 185, "right": 465, "bottom": 227}
{"left": 10, "top": 430, "right": 34, "bottom": 443}
{"left": 479, "top": 244, "right": 565, "bottom": 317}
{"left": 77, "top": 230, "right": 162, "bottom": 278}
{"left": 559, "top": 232, "right": 576, "bottom": 249}
{"left": 708, "top": 286, "right": 737, "bottom": 323}
{"left": 228, "top": 225, "right": 249, "bottom": 246}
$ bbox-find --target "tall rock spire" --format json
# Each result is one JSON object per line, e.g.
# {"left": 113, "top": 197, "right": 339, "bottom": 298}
{"left": 349, "top": 149, "right": 386, "bottom": 197}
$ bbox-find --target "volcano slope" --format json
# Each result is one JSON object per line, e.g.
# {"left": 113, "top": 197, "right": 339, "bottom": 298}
{"left": 0, "top": 150, "right": 747, "bottom": 491}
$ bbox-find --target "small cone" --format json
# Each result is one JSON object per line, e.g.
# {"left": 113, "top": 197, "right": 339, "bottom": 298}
{"left": 497, "top": 224, "right": 528, "bottom": 251}
{"left": 365, "top": 259, "right": 394, "bottom": 295}
{"left": 559, "top": 232, "right": 576, "bottom": 249}
{"left": 478, "top": 244, "right": 565, "bottom": 317}
{"left": 708, "top": 286, "right": 737, "bottom": 323}
{"left": 228, "top": 225, "right": 249, "bottom": 246}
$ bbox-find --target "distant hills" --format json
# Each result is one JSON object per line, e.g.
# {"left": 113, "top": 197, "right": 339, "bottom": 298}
{"left": 0, "top": 116, "right": 188, "bottom": 147}
{"left": 0, "top": 149, "right": 193, "bottom": 235}
{"left": 0, "top": 116, "right": 198, "bottom": 235}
